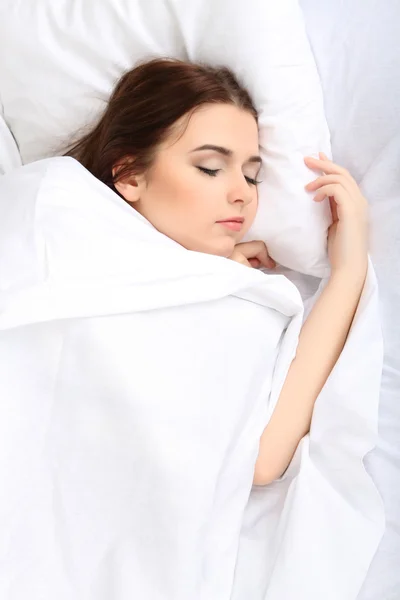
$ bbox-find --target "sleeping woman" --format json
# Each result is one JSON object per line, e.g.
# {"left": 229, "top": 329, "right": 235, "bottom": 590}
{"left": 65, "top": 57, "right": 369, "bottom": 485}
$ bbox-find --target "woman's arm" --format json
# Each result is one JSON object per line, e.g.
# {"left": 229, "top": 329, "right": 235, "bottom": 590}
{"left": 252, "top": 267, "right": 367, "bottom": 486}
{"left": 230, "top": 152, "right": 369, "bottom": 487}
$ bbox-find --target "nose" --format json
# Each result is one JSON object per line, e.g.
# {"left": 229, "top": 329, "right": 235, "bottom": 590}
{"left": 227, "top": 174, "right": 254, "bottom": 207}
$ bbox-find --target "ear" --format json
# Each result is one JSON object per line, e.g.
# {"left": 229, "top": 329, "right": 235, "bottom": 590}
{"left": 112, "top": 165, "right": 146, "bottom": 203}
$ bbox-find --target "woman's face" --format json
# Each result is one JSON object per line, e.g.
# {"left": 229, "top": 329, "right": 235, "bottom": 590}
{"left": 115, "top": 103, "right": 261, "bottom": 258}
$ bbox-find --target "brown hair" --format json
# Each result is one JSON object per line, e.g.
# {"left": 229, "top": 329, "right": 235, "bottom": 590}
{"left": 64, "top": 57, "right": 258, "bottom": 197}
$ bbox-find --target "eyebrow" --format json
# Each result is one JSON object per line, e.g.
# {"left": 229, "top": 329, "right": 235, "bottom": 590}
{"left": 190, "top": 144, "right": 262, "bottom": 164}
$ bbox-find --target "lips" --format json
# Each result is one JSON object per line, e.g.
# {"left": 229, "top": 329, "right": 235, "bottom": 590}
{"left": 217, "top": 217, "right": 244, "bottom": 224}
{"left": 217, "top": 219, "right": 244, "bottom": 232}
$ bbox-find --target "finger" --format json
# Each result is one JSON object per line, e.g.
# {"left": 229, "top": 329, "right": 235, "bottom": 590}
{"left": 257, "top": 253, "right": 276, "bottom": 269}
{"left": 305, "top": 174, "right": 354, "bottom": 196}
{"left": 230, "top": 252, "right": 250, "bottom": 267}
{"left": 329, "top": 196, "right": 338, "bottom": 222}
{"left": 237, "top": 241, "right": 276, "bottom": 268}
{"left": 248, "top": 257, "right": 274, "bottom": 269}
{"left": 319, "top": 152, "right": 330, "bottom": 161}
{"left": 304, "top": 155, "right": 352, "bottom": 179}
{"left": 248, "top": 257, "right": 261, "bottom": 268}
{"left": 235, "top": 241, "right": 265, "bottom": 258}
{"left": 253, "top": 245, "right": 276, "bottom": 268}
{"left": 313, "top": 183, "right": 348, "bottom": 206}
{"left": 254, "top": 244, "right": 276, "bottom": 268}
{"left": 262, "top": 258, "right": 277, "bottom": 269}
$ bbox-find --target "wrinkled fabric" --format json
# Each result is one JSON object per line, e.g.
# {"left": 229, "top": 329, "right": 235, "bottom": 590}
{"left": 0, "top": 158, "right": 384, "bottom": 599}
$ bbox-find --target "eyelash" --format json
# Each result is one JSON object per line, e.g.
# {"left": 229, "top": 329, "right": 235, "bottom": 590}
{"left": 197, "top": 166, "right": 261, "bottom": 186}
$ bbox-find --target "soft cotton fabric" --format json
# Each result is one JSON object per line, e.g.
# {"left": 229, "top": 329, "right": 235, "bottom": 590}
{"left": 0, "top": 0, "right": 331, "bottom": 276}
{"left": 299, "top": 1, "right": 400, "bottom": 597}
{"left": 0, "top": 111, "right": 21, "bottom": 175}
{"left": 0, "top": 158, "right": 384, "bottom": 599}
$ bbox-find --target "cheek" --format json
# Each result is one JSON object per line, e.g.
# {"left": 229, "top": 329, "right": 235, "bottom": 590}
{"left": 172, "top": 175, "right": 216, "bottom": 218}
{"left": 159, "top": 165, "right": 199, "bottom": 201}
{"left": 147, "top": 170, "right": 190, "bottom": 213}
{"left": 248, "top": 194, "right": 259, "bottom": 221}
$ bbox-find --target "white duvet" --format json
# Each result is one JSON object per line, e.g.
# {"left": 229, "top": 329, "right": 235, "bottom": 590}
{"left": 0, "top": 113, "right": 21, "bottom": 175}
{"left": 0, "top": 158, "right": 385, "bottom": 599}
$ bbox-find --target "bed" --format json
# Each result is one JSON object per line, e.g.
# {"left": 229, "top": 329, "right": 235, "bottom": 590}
{"left": 299, "top": 2, "right": 400, "bottom": 598}
{"left": 0, "top": 1, "right": 399, "bottom": 598}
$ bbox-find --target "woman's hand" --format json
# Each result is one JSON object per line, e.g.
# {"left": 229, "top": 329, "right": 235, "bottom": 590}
{"left": 304, "top": 152, "right": 369, "bottom": 278}
{"left": 229, "top": 240, "right": 277, "bottom": 270}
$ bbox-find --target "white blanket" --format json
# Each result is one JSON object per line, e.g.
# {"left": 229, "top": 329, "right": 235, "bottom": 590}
{"left": 0, "top": 112, "right": 21, "bottom": 175}
{"left": 299, "top": 2, "right": 400, "bottom": 597}
{"left": 0, "top": 158, "right": 385, "bottom": 600}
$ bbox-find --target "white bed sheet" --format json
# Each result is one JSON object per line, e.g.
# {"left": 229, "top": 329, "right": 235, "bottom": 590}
{"left": 0, "top": 111, "right": 21, "bottom": 175}
{"left": 0, "top": 1, "right": 399, "bottom": 596}
{"left": 299, "top": 1, "right": 400, "bottom": 598}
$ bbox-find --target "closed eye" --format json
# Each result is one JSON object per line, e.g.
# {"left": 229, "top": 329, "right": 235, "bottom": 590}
{"left": 197, "top": 167, "right": 220, "bottom": 177}
{"left": 196, "top": 166, "right": 261, "bottom": 186}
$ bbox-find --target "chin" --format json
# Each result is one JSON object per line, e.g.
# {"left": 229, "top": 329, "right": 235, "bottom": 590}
{"left": 207, "top": 238, "right": 236, "bottom": 259}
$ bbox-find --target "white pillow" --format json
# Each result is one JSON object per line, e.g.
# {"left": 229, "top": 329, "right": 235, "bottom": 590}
{"left": 0, "top": 0, "right": 332, "bottom": 276}
{"left": 0, "top": 110, "right": 22, "bottom": 175}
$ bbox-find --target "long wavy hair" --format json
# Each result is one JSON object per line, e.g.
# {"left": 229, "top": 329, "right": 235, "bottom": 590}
{"left": 64, "top": 57, "right": 258, "bottom": 198}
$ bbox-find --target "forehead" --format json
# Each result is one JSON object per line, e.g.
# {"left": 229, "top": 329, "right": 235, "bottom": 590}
{"left": 166, "top": 103, "right": 259, "bottom": 155}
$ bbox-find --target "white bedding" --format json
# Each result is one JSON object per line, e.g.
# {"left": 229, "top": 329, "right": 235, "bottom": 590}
{"left": 0, "top": 0, "right": 333, "bottom": 277}
{"left": 0, "top": 112, "right": 21, "bottom": 175}
{"left": 0, "top": 0, "right": 398, "bottom": 598}
{"left": 0, "top": 157, "right": 384, "bottom": 599}
{"left": 299, "top": 1, "right": 400, "bottom": 598}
